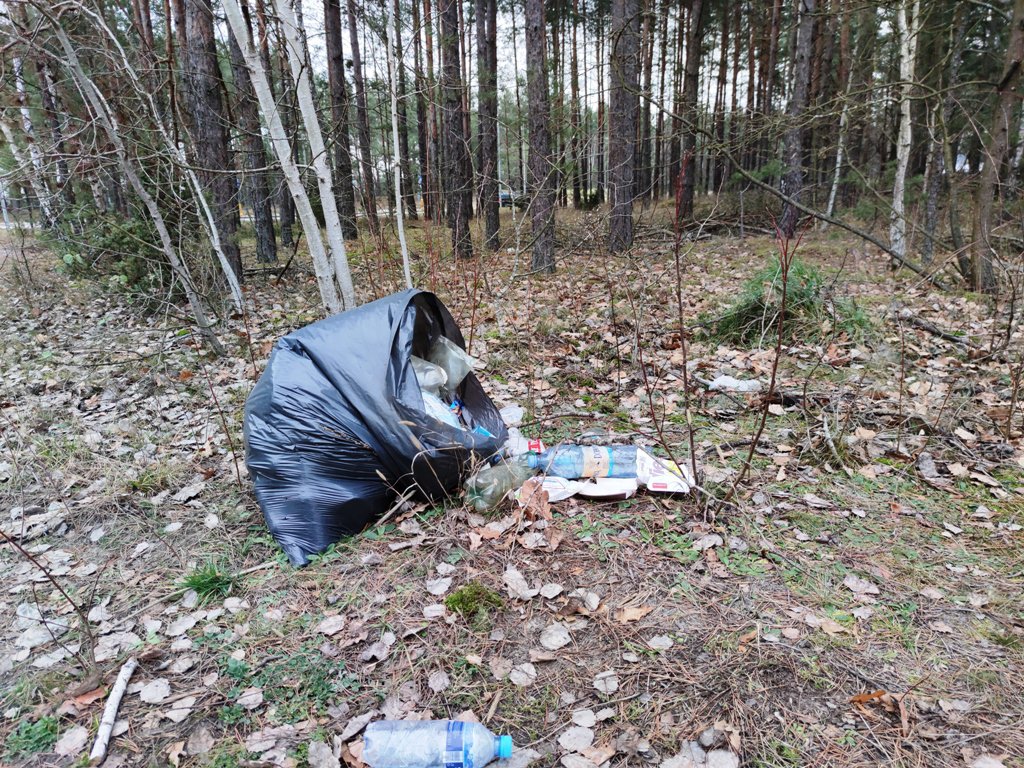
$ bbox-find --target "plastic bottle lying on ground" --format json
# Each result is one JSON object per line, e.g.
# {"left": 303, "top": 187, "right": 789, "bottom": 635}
{"left": 363, "top": 720, "right": 513, "bottom": 768}
{"left": 463, "top": 457, "right": 536, "bottom": 512}
{"left": 527, "top": 445, "right": 637, "bottom": 479}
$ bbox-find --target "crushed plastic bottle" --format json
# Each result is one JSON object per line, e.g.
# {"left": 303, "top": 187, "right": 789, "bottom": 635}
{"left": 463, "top": 456, "right": 536, "bottom": 512}
{"left": 363, "top": 720, "right": 513, "bottom": 768}
{"left": 428, "top": 336, "right": 477, "bottom": 396}
{"left": 527, "top": 445, "right": 637, "bottom": 479}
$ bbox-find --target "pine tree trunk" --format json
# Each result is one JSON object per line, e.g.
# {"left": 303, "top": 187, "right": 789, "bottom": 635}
{"left": 570, "top": 0, "right": 583, "bottom": 208}
{"left": 440, "top": 0, "right": 473, "bottom": 259}
{"left": 229, "top": 21, "right": 278, "bottom": 263}
{"left": 652, "top": 0, "right": 669, "bottom": 200}
{"left": 526, "top": 0, "right": 555, "bottom": 272}
{"left": 608, "top": 0, "right": 639, "bottom": 252}
{"left": 638, "top": 1, "right": 654, "bottom": 202}
{"left": 181, "top": 0, "right": 242, "bottom": 282}
{"left": 324, "top": 0, "right": 359, "bottom": 239}
{"left": 412, "top": 0, "right": 432, "bottom": 222}
{"left": 779, "top": 0, "right": 815, "bottom": 238}
{"left": 393, "top": 0, "right": 418, "bottom": 220}
{"left": 422, "top": 0, "right": 441, "bottom": 223}
{"left": 476, "top": 0, "right": 499, "bottom": 249}
{"left": 679, "top": 0, "right": 704, "bottom": 220}
{"left": 346, "top": 0, "right": 381, "bottom": 238}
{"left": 971, "top": 0, "right": 1024, "bottom": 294}
{"left": 596, "top": 13, "right": 606, "bottom": 204}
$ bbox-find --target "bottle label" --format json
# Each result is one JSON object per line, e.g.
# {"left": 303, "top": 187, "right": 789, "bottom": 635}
{"left": 445, "top": 721, "right": 465, "bottom": 768}
{"left": 581, "top": 446, "right": 610, "bottom": 477}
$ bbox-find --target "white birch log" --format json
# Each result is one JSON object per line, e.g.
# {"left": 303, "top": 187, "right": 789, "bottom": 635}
{"left": 88, "top": 656, "right": 138, "bottom": 765}
{"left": 222, "top": 0, "right": 344, "bottom": 313}
{"left": 273, "top": 0, "right": 357, "bottom": 309}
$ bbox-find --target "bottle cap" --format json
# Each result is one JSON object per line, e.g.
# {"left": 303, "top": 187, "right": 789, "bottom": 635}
{"left": 498, "top": 735, "right": 513, "bottom": 759}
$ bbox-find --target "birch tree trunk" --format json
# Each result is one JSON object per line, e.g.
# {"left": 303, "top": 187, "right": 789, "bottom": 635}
{"left": 387, "top": 0, "right": 413, "bottom": 288}
{"left": 526, "top": 0, "right": 554, "bottom": 272}
{"left": 12, "top": 54, "right": 53, "bottom": 226}
{"left": 889, "top": 0, "right": 920, "bottom": 264}
{"left": 823, "top": 64, "right": 855, "bottom": 225}
{"left": 223, "top": 0, "right": 344, "bottom": 313}
{"left": 273, "top": 0, "right": 356, "bottom": 308}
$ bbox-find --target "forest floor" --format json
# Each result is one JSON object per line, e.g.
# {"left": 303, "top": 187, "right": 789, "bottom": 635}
{"left": 1, "top": 208, "right": 1023, "bottom": 768}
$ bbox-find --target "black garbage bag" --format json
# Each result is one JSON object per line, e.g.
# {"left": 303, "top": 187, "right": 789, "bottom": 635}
{"left": 244, "top": 289, "right": 507, "bottom": 565}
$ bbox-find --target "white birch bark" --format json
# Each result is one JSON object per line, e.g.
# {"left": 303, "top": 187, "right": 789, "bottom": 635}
{"left": 51, "top": 25, "right": 223, "bottom": 354}
{"left": 822, "top": 64, "right": 856, "bottom": 227}
{"left": 12, "top": 55, "right": 53, "bottom": 225}
{"left": 222, "top": 0, "right": 345, "bottom": 313}
{"left": 387, "top": 0, "right": 413, "bottom": 289}
{"left": 890, "top": 0, "right": 920, "bottom": 260}
{"left": 273, "top": 0, "right": 357, "bottom": 308}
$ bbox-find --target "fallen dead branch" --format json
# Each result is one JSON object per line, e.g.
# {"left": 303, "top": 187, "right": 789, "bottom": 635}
{"left": 89, "top": 656, "right": 138, "bottom": 765}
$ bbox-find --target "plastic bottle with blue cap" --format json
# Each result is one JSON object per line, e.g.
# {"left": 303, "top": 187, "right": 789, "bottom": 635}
{"left": 363, "top": 720, "right": 513, "bottom": 768}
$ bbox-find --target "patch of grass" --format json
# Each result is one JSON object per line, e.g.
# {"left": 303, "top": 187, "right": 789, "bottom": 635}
{"left": 445, "top": 582, "right": 504, "bottom": 627}
{"left": 179, "top": 561, "right": 236, "bottom": 604}
{"left": 706, "top": 258, "right": 870, "bottom": 346}
{"left": 5, "top": 716, "right": 60, "bottom": 759}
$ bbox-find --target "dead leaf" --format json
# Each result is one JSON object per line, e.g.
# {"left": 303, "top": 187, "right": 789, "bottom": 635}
{"left": 558, "top": 726, "right": 595, "bottom": 753}
{"left": 540, "top": 622, "right": 572, "bottom": 651}
{"left": 843, "top": 573, "right": 880, "bottom": 596}
{"left": 509, "top": 663, "right": 537, "bottom": 687}
{"left": 503, "top": 567, "right": 539, "bottom": 600}
{"left": 615, "top": 605, "right": 653, "bottom": 624}
{"left": 168, "top": 740, "right": 186, "bottom": 767}
{"left": 316, "top": 615, "right": 346, "bottom": 636}
{"left": 518, "top": 477, "right": 552, "bottom": 521}
{"left": 54, "top": 725, "right": 89, "bottom": 757}
{"left": 139, "top": 678, "right": 171, "bottom": 704}
{"left": 593, "top": 670, "right": 618, "bottom": 694}
{"left": 929, "top": 620, "right": 954, "bottom": 634}
{"left": 428, "top": 670, "right": 451, "bottom": 693}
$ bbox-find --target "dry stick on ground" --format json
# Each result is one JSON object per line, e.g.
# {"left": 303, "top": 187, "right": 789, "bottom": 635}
{"left": 88, "top": 656, "right": 138, "bottom": 765}
{"left": 720, "top": 227, "right": 801, "bottom": 509}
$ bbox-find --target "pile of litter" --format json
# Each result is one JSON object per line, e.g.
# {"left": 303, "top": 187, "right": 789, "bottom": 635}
{"left": 244, "top": 290, "right": 695, "bottom": 565}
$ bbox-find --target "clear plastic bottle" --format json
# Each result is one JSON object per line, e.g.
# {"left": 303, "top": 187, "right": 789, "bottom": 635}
{"left": 363, "top": 720, "right": 513, "bottom": 768}
{"left": 463, "top": 457, "right": 536, "bottom": 512}
{"left": 526, "top": 445, "right": 637, "bottom": 479}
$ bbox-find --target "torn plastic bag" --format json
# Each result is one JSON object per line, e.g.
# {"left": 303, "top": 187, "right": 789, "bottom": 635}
{"left": 244, "top": 289, "right": 507, "bottom": 565}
